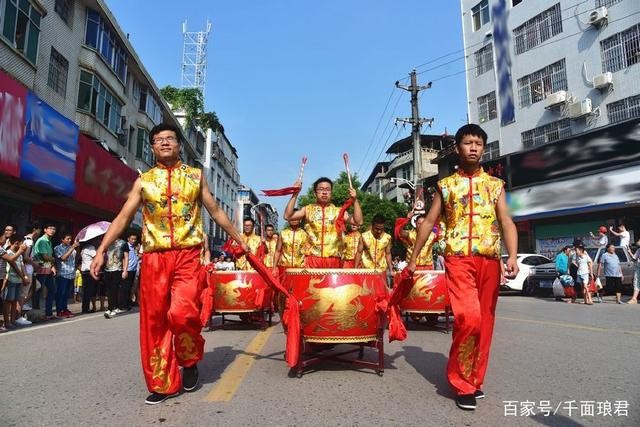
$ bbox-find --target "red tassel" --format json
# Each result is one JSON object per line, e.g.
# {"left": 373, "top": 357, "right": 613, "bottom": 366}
{"left": 394, "top": 217, "right": 411, "bottom": 241}
{"left": 261, "top": 187, "right": 300, "bottom": 196}
{"left": 387, "top": 269, "right": 415, "bottom": 342}
{"left": 335, "top": 198, "right": 355, "bottom": 233}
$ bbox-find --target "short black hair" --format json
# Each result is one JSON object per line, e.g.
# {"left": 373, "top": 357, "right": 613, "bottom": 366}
{"left": 606, "top": 243, "right": 615, "bottom": 249}
{"left": 562, "top": 245, "right": 572, "bottom": 251}
{"left": 43, "top": 222, "right": 57, "bottom": 230}
{"left": 149, "top": 123, "right": 181, "bottom": 145}
{"left": 29, "top": 221, "right": 42, "bottom": 232}
{"left": 265, "top": 224, "right": 274, "bottom": 229}
{"left": 61, "top": 231, "right": 74, "bottom": 239}
{"left": 243, "top": 217, "right": 255, "bottom": 225}
{"left": 454, "top": 124, "right": 487, "bottom": 146}
{"left": 8, "top": 234, "right": 22, "bottom": 244}
{"left": 313, "top": 177, "right": 333, "bottom": 192}
{"left": 372, "top": 214, "right": 386, "bottom": 225}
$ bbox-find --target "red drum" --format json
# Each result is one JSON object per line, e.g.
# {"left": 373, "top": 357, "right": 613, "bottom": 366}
{"left": 210, "top": 271, "right": 273, "bottom": 313}
{"left": 283, "top": 268, "right": 387, "bottom": 343}
{"left": 396, "top": 270, "right": 449, "bottom": 313}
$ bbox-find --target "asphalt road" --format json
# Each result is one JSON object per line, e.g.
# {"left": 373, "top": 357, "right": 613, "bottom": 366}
{"left": 1, "top": 295, "right": 638, "bottom": 426}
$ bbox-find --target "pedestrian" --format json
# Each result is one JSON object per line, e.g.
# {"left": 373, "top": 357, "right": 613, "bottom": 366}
{"left": 1, "top": 235, "right": 28, "bottom": 330}
{"left": 609, "top": 224, "right": 630, "bottom": 249}
{"left": 284, "top": 176, "right": 362, "bottom": 268}
{"left": 589, "top": 226, "right": 608, "bottom": 248}
{"left": 554, "top": 246, "right": 572, "bottom": 301}
{"left": 74, "top": 267, "right": 82, "bottom": 303}
{"left": 597, "top": 243, "right": 624, "bottom": 304}
{"left": 90, "top": 123, "right": 249, "bottom": 405}
{"left": 629, "top": 239, "right": 640, "bottom": 304}
{"left": 53, "top": 232, "right": 79, "bottom": 318}
{"left": 32, "top": 223, "right": 57, "bottom": 319}
{"left": 574, "top": 245, "right": 594, "bottom": 305}
{"left": 80, "top": 239, "right": 99, "bottom": 313}
{"left": 21, "top": 221, "right": 42, "bottom": 311}
{"left": 123, "top": 233, "right": 139, "bottom": 311}
{"left": 3, "top": 224, "right": 16, "bottom": 249}
{"left": 407, "top": 124, "right": 519, "bottom": 411}
{"left": 103, "top": 236, "right": 129, "bottom": 319}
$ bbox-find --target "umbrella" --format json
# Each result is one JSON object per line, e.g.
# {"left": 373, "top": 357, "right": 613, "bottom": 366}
{"left": 76, "top": 221, "right": 111, "bottom": 242}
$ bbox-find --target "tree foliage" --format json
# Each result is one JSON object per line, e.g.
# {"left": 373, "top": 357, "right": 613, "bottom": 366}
{"left": 159, "top": 86, "right": 224, "bottom": 133}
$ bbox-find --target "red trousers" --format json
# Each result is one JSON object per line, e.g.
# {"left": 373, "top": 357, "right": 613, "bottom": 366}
{"left": 445, "top": 256, "right": 500, "bottom": 395}
{"left": 304, "top": 256, "right": 342, "bottom": 268}
{"left": 139, "top": 247, "right": 204, "bottom": 394}
{"left": 342, "top": 259, "right": 356, "bottom": 268}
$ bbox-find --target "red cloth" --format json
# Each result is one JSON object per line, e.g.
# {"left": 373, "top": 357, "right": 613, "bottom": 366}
{"left": 225, "top": 245, "right": 300, "bottom": 368}
{"left": 394, "top": 217, "right": 410, "bottom": 242}
{"left": 445, "top": 256, "right": 500, "bottom": 395}
{"left": 304, "top": 256, "right": 342, "bottom": 268}
{"left": 342, "top": 259, "right": 356, "bottom": 268}
{"left": 139, "top": 247, "right": 205, "bottom": 394}
{"left": 199, "top": 263, "right": 215, "bottom": 326}
{"left": 261, "top": 187, "right": 300, "bottom": 196}
{"left": 387, "top": 269, "right": 414, "bottom": 342}
{"left": 335, "top": 198, "right": 354, "bottom": 233}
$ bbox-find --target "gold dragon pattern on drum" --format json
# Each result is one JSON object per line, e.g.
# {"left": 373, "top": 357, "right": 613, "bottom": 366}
{"left": 215, "top": 278, "right": 252, "bottom": 307}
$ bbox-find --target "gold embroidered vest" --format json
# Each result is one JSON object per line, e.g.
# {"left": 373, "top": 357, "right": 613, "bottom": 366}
{"left": 439, "top": 168, "right": 503, "bottom": 259}
{"left": 304, "top": 203, "right": 342, "bottom": 258}
{"left": 361, "top": 230, "right": 391, "bottom": 270}
{"left": 342, "top": 231, "right": 361, "bottom": 261}
{"left": 235, "top": 233, "right": 262, "bottom": 271}
{"left": 405, "top": 229, "right": 437, "bottom": 266}
{"left": 263, "top": 237, "right": 278, "bottom": 268}
{"left": 278, "top": 228, "right": 308, "bottom": 268}
{"left": 140, "top": 162, "right": 203, "bottom": 252}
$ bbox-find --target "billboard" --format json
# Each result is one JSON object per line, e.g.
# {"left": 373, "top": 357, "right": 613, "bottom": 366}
{"left": 0, "top": 70, "right": 27, "bottom": 177}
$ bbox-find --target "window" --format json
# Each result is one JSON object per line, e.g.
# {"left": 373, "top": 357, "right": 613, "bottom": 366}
{"left": 135, "top": 84, "right": 162, "bottom": 124}
{"left": 84, "top": 8, "right": 128, "bottom": 81}
{"left": 478, "top": 91, "right": 497, "bottom": 123}
{"left": 513, "top": 3, "right": 562, "bottom": 55}
{"left": 136, "top": 128, "right": 153, "bottom": 165}
{"left": 607, "top": 95, "right": 640, "bottom": 124}
{"left": 517, "top": 59, "right": 567, "bottom": 107}
{"left": 600, "top": 23, "right": 640, "bottom": 73}
{"left": 77, "top": 70, "right": 123, "bottom": 134}
{"left": 596, "top": 0, "right": 622, "bottom": 7}
{"left": 47, "top": 48, "right": 69, "bottom": 96}
{"left": 512, "top": 0, "right": 524, "bottom": 6}
{"left": 401, "top": 165, "right": 411, "bottom": 181}
{"left": 521, "top": 119, "right": 571, "bottom": 148}
{"left": 474, "top": 44, "right": 494, "bottom": 76}
{"left": 471, "top": 0, "right": 490, "bottom": 31}
{"left": 54, "top": 0, "right": 73, "bottom": 25}
{"left": 1, "top": 0, "right": 42, "bottom": 64}
{"left": 482, "top": 140, "right": 500, "bottom": 162}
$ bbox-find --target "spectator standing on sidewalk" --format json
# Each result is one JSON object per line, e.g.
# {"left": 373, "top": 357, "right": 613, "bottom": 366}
{"left": 80, "top": 239, "right": 99, "bottom": 313}
{"left": 103, "top": 237, "right": 129, "bottom": 319}
{"left": 597, "top": 244, "right": 624, "bottom": 304}
{"left": 1, "top": 235, "right": 28, "bottom": 330}
{"left": 32, "top": 224, "right": 58, "bottom": 319}
{"left": 3, "top": 225, "right": 16, "bottom": 248}
{"left": 124, "top": 233, "right": 139, "bottom": 311}
{"left": 629, "top": 239, "right": 640, "bottom": 304}
{"left": 22, "top": 222, "right": 42, "bottom": 311}
{"left": 609, "top": 224, "right": 630, "bottom": 249}
{"left": 1, "top": 231, "right": 29, "bottom": 327}
{"left": 574, "top": 245, "right": 594, "bottom": 305}
{"left": 54, "top": 233, "right": 79, "bottom": 318}
{"left": 589, "top": 226, "right": 608, "bottom": 248}
{"left": 554, "top": 246, "right": 572, "bottom": 302}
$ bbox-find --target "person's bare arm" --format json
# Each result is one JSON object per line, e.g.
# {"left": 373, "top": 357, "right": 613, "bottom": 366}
{"left": 609, "top": 226, "right": 621, "bottom": 237}
{"left": 122, "top": 250, "right": 129, "bottom": 279}
{"left": 407, "top": 193, "right": 443, "bottom": 273}
{"left": 496, "top": 189, "right": 518, "bottom": 279}
{"left": 350, "top": 188, "right": 363, "bottom": 226}
{"left": 200, "top": 177, "right": 248, "bottom": 251}
{"left": 385, "top": 242, "right": 393, "bottom": 275}
{"left": 60, "top": 242, "right": 79, "bottom": 261}
{"left": 91, "top": 178, "right": 142, "bottom": 278}
{"left": 284, "top": 180, "right": 306, "bottom": 221}
{"left": 355, "top": 237, "right": 364, "bottom": 268}
{"left": 202, "top": 235, "right": 211, "bottom": 264}
{"left": 274, "top": 236, "right": 283, "bottom": 267}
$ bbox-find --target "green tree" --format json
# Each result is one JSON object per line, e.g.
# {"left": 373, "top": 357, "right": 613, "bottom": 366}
{"left": 159, "top": 86, "right": 224, "bottom": 133}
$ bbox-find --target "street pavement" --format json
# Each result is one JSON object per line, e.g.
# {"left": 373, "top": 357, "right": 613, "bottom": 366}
{"left": 1, "top": 295, "right": 638, "bottom": 426}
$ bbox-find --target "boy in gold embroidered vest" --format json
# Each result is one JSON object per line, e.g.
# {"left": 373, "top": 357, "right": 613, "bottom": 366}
{"left": 284, "top": 177, "right": 362, "bottom": 268}
{"left": 275, "top": 218, "right": 308, "bottom": 275}
{"left": 234, "top": 218, "right": 263, "bottom": 271}
{"left": 262, "top": 224, "right": 278, "bottom": 270}
{"left": 342, "top": 221, "right": 361, "bottom": 268}
{"left": 407, "top": 124, "right": 519, "bottom": 411}
{"left": 399, "top": 214, "right": 441, "bottom": 270}
{"left": 356, "top": 215, "right": 393, "bottom": 277}
{"left": 90, "top": 124, "right": 248, "bottom": 406}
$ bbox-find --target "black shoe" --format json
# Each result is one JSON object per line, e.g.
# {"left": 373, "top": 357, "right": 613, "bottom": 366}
{"left": 456, "top": 394, "right": 477, "bottom": 410}
{"left": 183, "top": 365, "right": 199, "bottom": 391}
{"left": 144, "top": 392, "right": 178, "bottom": 405}
{"left": 474, "top": 390, "right": 485, "bottom": 399}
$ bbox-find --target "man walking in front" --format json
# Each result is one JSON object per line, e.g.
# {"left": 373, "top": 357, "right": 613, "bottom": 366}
{"left": 91, "top": 123, "right": 248, "bottom": 405}
{"left": 407, "top": 124, "right": 519, "bottom": 411}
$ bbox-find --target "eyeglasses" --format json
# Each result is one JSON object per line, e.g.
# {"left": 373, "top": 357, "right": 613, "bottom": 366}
{"left": 152, "top": 136, "right": 178, "bottom": 144}
{"left": 315, "top": 187, "right": 332, "bottom": 193}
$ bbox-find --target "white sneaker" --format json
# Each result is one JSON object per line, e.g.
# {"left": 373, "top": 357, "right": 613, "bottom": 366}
{"left": 104, "top": 310, "right": 114, "bottom": 319}
{"left": 22, "top": 303, "right": 32, "bottom": 311}
{"left": 114, "top": 308, "right": 123, "bottom": 314}
{"left": 16, "top": 316, "right": 32, "bottom": 326}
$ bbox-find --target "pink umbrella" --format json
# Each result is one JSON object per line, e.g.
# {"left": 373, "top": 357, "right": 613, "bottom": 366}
{"left": 76, "top": 221, "right": 111, "bottom": 242}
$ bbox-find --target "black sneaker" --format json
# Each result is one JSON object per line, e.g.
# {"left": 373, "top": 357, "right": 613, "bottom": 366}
{"left": 183, "top": 365, "right": 199, "bottom": 391}
{"left": 144, "top": 392, "right": 178, "bottom": 405}
{"left": 474, "top": 390, "right": 485, "bottom": 399}
{"left": 456, "top": 394, "right": 477, "bottom": 410}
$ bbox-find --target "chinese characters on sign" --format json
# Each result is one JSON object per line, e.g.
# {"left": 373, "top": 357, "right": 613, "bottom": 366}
{"left": 503, "top": 400, "right": 629, "bottom": 418}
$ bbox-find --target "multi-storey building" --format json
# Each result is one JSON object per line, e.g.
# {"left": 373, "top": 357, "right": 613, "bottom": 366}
{"left": 460, "top": 0, "right": 640, "bottom": 255}
{"left": 0, "top": 0, "right": 202, "bottom": 233}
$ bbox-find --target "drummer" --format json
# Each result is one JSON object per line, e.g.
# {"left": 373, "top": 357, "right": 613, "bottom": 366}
{"left": 274, "top": 217, "right": 308, "bottom": 277}
{"left": 284, "top": 177, "right": 362, "bottom": 268}
{"left": 342, "top": 220, "right": 361, "bottom": 268}
{"left": 356, "top": 215, "right": 393, "bottom": 278}
{"left": 398, "top": 213, "right": 441, "bottom": 270}
{"left": 235, "top": 218, "right": 263, "bottom": 271}
{"left": 262, "top": 224, "right": 278, "bottom": 271}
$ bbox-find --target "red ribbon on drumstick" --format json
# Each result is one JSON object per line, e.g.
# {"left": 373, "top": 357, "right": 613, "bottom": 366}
{"left": 336, "top": 153, "right": 355, "bottom": 233}
{"left": 261, "top": 156, "right": 308, "bottom": 196}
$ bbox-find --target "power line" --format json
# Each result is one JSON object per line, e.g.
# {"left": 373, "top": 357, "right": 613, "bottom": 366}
{"left": 356, "top": 85, "right": 397, "bottom": 177}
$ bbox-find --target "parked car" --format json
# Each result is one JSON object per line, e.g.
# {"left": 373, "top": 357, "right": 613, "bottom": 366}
{"left": 529, "top": 246, "right": 636, "bottom": 295}
{"left": 500, "top": 253, "right": 551, "bottom": 295}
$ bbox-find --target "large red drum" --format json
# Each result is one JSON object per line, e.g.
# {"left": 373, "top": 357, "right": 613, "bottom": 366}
{"left": 209, "top": 271, "right": 273, "bottom": 313}
{"left": 396, "top": 270, "right": 449, "bottom": 313}
{"left": 283, "top": 268, "right": 387, "bottom": 343}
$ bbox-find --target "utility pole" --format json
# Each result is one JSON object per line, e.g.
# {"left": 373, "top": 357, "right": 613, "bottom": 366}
{"left": 395, "top": 70, "right": 433, "bottom": 221}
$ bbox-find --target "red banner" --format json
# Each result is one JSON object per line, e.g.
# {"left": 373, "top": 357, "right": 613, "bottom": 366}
{"left": 0, "top": 70, "right": 27, "bottom": 177}
{"left": 74, "top": 135, "right": 137, "bottom": 214}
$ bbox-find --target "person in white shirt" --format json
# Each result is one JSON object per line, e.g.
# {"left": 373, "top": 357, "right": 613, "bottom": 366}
{"left": 609, "top": 224, "right": 630, "bottom": 248}
{"left": 575, "top": 245, "right": 594, "bottom": 305}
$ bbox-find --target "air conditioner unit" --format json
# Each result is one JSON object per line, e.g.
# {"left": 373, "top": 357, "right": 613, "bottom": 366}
{"left": 593, "top": 72, "right": 613, "bottom": 89}
{"left": 588, "top": 7, "right": 608, "bottom": 26}
{"left": 568, "top": 99, "right": 592, "bottom": 119}
{"left": 116, "top": 127, "right": 127, "bottom": 136}
{"left": 545, "top": 90, "right": 567, "bottom": 109}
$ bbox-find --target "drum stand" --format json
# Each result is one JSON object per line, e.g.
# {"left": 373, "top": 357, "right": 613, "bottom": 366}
{"left": 295, "top": 313, "right": 385, "bottom": 378}
{"left": 209, "top": 309, "right": 273, "bottom": 331}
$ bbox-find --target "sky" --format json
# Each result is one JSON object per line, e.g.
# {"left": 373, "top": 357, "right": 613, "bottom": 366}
{"left": 105, "top": 0, "right": 468, "bottom": 215}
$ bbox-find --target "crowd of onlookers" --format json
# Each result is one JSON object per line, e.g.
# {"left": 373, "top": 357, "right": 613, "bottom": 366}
{"left": 0, "top": 221, "right": 142, "bottom": 332}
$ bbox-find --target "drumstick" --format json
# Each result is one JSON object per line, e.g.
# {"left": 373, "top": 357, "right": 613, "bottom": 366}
{"left": 343, "top": 153, "right": 353, "bottom": 189}
{"left": 297, "top": 156, "right": 308, "bottom": 182}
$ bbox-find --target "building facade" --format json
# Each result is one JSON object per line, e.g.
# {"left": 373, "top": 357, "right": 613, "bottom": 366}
{"left": 460, "top": 0, "right": 640, "bottom": 255}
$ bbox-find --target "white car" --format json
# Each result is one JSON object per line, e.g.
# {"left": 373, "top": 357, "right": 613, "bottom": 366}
{"left": 501, "top": 253, "right": 551, "bottom": 295}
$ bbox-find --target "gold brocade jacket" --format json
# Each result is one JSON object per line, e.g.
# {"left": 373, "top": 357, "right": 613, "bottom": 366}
{"left": 278, "top": 228, "right": 309, "bottom": 268}
{"left": 361, "top": 230, "right": 391, "bottom": 270}
{"left": 342, "top": 231, "right": 361, "bottom": 261}
{"left": 263, "top": 237, "right": 278, "bottom": 268}
{"left": 235, "top": 233, "right": 262, "bottom": 270}
{"left": 304, "top": 203, "right": 343, "bottom": 258}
